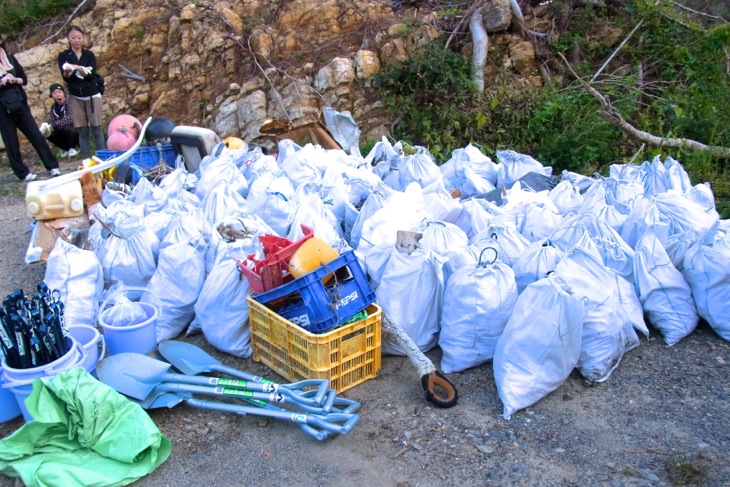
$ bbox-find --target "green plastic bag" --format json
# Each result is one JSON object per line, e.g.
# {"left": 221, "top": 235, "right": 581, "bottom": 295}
{"left": 0, "top": 368, "right": 171, "bottom": 487}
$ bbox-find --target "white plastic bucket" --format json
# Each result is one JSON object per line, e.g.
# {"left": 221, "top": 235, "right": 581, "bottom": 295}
{"left": 68, "top": 325, "right": 105, "bottom": 375}
{"left": 0, "top": 372, "right": 22, "bottom": 423}
{"left": 98, "top": 287, "right": 159, "bottom": 356}
{"left": 1, "top": 336, "right": 86, "bottom": 422}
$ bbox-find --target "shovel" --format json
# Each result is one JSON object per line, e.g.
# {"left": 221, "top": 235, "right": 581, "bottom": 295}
{"left": 137, "top": 384, "right": 359, "bottom": 437}
{"left": 158, "top": 340, "right": 331, "bottom": 407}
{"left": 97, "top": 353, "right": 336, "bottom": 412}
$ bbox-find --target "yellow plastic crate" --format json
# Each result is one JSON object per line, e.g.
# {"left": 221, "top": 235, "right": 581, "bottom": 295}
{"left": 248, "top": 297, "right": 381, "bottom": 393}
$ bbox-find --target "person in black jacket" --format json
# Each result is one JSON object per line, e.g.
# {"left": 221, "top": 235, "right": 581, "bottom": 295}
{"left": 0, "top": 36, "right": 60, "bottom": 181}
{"left": 43, "top": 83, "right": 79, "bottom": 158}
{"left": 57, "top": 25, "right": 105, "bottom": 159}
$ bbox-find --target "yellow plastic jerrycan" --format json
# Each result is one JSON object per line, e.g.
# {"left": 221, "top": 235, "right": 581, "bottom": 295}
{"left": 26, "top": 179, "right": 84, "bottom": 220}
{"left": 288, "top": 237, "right": 339, "bottom": 281}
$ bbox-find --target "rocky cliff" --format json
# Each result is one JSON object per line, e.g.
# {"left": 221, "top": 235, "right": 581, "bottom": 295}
{"left": 15, "top": 0, "right": 549, "bottom": 148}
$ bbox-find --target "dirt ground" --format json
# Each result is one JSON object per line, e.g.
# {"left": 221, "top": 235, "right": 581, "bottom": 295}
{"left": 0, "top": 155, "right": 729, "bottom": 487}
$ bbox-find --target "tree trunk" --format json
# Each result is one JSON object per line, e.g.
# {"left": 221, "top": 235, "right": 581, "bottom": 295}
{"left": 470, "top": 11, "right": 488, "bottom": 92}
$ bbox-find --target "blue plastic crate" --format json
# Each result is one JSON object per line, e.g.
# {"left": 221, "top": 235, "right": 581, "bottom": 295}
{"left": 95, "top": 144, "right": 177, "bottom": 183}
{"left": 252, "top": 251, "right": 376, "bottom": 333}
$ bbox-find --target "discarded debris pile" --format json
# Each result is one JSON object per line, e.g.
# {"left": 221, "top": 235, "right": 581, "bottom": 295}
{"left": 9, "top": 129, "right": 730, "bottom": 428}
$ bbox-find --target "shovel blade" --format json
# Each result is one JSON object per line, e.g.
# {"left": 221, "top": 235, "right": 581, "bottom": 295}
{"left": 158, "top": 340, "right": 221, "bottom": 375}
{"left": 96, "top": 352, "right": 173, "bottom": 400}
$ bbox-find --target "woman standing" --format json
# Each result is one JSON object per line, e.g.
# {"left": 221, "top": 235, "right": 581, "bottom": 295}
{"left": 0, "top": 36, "right": 60, "bottom": 181}
{"left": 57, "top": 25, "right": 105, "bottom": 159}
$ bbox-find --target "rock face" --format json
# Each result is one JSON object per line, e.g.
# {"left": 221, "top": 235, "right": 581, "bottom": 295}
{"left": 12, "top": 0, "right": 555, "bottom": 146}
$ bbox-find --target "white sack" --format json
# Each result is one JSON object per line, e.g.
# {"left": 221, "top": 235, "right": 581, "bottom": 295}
{"left": 493, "top": 273, "right": 585, "bottom": 419}
{"left": 44, "top": 239, "right": 104, "bottom": 328}
{"left": 548, "top": 180, "right": 584, "bottom": 216}
{"left": 496, "top": 150, "right": 550, "bottom": 188}
{"left": 511, "top": 239, "right": 564, "bottom": 293}
{"left": 191, "top": 258, "right": 252, "bottom": 357}
{"left": 439, "top": 260, "right": 517, "bottom": 373}
{"left": 246, "top": 172, "right": 296, "bottom": 236}
{"left": 399, "top": 151, "right": 442, "bottom": 190}
{"left": 557, "top": 248, "right": 640, "bottom": 383}
{"left": 129, "top": 178, "right": 168, "bottom": 215}
{"left": 417, "top": 220, "right": 469, "bottom": 257}
{"left": 196, "top": 154, "right": 249, "bottom": 199}
{"left": 634, "top": 227, "right": 698, "bottom": 346}
{"left": 200, "top": 180, "right": 248, "bottom": 227}
{"left": 144, "top": 241, "right": 207, "bottom": 342}
{"left": 377, "top": 248, "right": 444, "bottom": 355}
{"left": 682, "top": 225, "right": 730, "bottom": 341}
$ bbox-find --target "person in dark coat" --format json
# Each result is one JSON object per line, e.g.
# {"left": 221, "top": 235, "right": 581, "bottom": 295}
{"left": 0, "top": 36, "right": 60, "bottom": 181}
{"left": 57, "top": 25, "right": 105, "bottom": 159}
{"left": 44, "top": 83, "right": 79, "bottom": 158}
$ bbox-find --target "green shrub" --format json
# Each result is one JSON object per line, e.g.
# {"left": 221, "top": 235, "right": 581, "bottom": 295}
{"left": 0, "top": 0, "right": 77, "bottom": 33}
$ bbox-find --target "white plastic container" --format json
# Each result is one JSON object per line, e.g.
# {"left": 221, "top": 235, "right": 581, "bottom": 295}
{"left": 26, "top": 179, "right": 84, "bottom": 220}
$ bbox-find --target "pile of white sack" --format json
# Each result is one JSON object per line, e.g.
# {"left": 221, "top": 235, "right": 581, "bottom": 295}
{"left": 42, "top": 137, "right": 730, "bottom": 419}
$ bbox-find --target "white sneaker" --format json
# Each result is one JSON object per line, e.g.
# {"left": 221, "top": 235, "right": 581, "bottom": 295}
{"left": 60, "top": 150, "right": 69, "bottom": 158}
{"left": 50, "top": 168, "right": 61, "bottom": 177}
{"left": 67, "top": 148, "right": 79, "bottom": 158}
{"left": 24, "top": 173, "right": 37, "bottom": 182}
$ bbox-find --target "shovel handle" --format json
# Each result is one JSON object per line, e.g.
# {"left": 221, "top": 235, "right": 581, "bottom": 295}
{"left": 279, "top": 378, "right": 330, "bottom": 406}
{"left": 307, "top": 413, "right": 360, "bottom": 435}
{"left": 239, "top": 397, "right": 330, "bottom": 441}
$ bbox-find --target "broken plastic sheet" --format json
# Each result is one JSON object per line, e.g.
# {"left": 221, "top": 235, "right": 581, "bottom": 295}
{"left": 0, "top": 368, "right": 171, "bottom": 487}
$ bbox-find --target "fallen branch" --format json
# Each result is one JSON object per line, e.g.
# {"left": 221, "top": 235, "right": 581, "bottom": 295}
{"left": 558, "top": 53, "right": 730, "bottom": 158}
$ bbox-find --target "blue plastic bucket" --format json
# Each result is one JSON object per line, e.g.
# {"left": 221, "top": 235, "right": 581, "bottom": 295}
{"left": 0, "top": 372, "right": 22, "bottom": 423}
{"left": 1, "top": 336, "right": 86, "bottom": 422}
{"left": 98, "top": 287, "right": 159, "bottom": 356}
{"left": 68, "top": 325, "right": 105, "bottom": 375}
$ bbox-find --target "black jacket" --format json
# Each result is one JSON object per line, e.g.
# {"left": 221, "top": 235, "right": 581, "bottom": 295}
{"left": 57, "top": 48, "right": 100, "bottom": 97}
{"left": 0, "top": 54, "right": 28, "bottom": 102}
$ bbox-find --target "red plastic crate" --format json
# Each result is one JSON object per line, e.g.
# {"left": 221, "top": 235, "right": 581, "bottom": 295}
{"left": 239, "top": 224, "right": 314, "bottom": 294}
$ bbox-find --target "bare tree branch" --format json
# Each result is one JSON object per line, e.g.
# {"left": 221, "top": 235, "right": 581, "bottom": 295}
{"left": 41, "top": 0, "right": 92, "bottom": 44}
{"left": 669, "top": 0, "right": 728, "bottom": 21}
{"left": 559, "top": 53, "right": 730, "bottom": 158}
{"left": 591, "top": 19, "right": 644, "bottom": 82}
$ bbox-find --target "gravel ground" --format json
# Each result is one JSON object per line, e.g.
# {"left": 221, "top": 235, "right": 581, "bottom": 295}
{"left": 0, "top": 156, "right": 729, "bottom": 487}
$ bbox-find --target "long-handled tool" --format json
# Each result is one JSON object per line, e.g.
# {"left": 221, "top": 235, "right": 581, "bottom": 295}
{"left": 158, "top": 340, "right": 331, "bottom": 407}
{"left": 96, "top": 352, "right": 336, "bottom": 412}
{"left": 136, "top": 384, "right": 358, "bottom": 439}
{"left": 130, "top": 383, "right": 360, "bottom": 439}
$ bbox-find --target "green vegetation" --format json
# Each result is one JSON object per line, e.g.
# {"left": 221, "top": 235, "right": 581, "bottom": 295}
{"left": 0, "top": 0, "right": 77, "bottom": 32}
{"left": 666, "top": 458, "right": 710, "bottom": 485}
{"left": 374, "top": 0, "right": 730, "bottom": 191}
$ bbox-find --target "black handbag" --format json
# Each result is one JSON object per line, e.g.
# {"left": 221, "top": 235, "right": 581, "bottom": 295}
{"left": 0, "top": 86, "right": 24, "bottom": 114}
